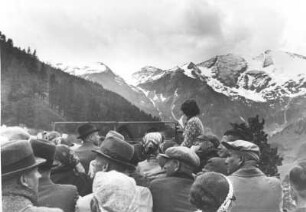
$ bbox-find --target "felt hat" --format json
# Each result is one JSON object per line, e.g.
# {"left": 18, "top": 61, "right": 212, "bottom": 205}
{"left": 30, "top": 139, "right": 57, "bottom": 168}
{"left": 159, "top": 146, "right": 200, "bottom": 168}
{"left": 93, "top": 132, "right": 135, "bottom": 168}
{"left": 103, "top": 130, "right": 124, "bottom": 141}
{"left": 77, "top": 124, "right": 99, "bottom": 139}
{"left": 1, "top": 140, "right": 46, "bottom": 178}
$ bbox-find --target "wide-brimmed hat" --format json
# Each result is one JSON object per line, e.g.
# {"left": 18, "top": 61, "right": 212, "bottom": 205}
{"left": 77, "top": 124, "right": 99, "bottom": 139}
{"left": 159, "top": 146, "right": 200, "bottom": 168}
{"left": 30, "top": 139, "right": 58, "bottom": 168}
{"left": 93, "top": 132, "right": 135, "bottom": 168}
{"left": 1, "top": 140, "right": 46, "bottom": 178}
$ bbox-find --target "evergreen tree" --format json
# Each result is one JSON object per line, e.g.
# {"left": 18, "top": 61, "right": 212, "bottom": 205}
{"left": 229, "top": 115, "right": 283, "bottom": 177}
{"left": 7, "top": 38, "right": 13, "bottom": 47}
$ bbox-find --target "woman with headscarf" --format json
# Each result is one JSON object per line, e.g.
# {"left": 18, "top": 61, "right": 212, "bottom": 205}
{"left": 190, "top": 172, "right": 235, "bottom": 212}
{"left": 180, "top": 100, "right": 205, "bottom": 148}
{"left": 138, "top": 132, "right": 166, "bottom": 181}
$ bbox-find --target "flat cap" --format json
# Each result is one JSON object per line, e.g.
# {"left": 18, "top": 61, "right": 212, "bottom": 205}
{"left": 160, "top": 146, "right": 200, "bottom": 168}
{"left": 222, "top": 140, "right": 260, "bottom": 154}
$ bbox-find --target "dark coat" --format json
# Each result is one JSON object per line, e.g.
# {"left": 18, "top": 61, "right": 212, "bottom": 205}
{"left": 38, "top": 176, "right": 79, "bottom": 212}
{"left": 2, "top": 181, "right": 63, "bottom": 212}
{"left": 203, "top": 157, "right": 228, "bottom": 175}
{"left": 51, "top": 166, "right": 92, "bottom": 196}
{"left": 228, "top": 166, "right": 283, "bottom": 212}
{"left": 149, "top": 173, "right": 197, "bottom": 212}
{"left": 75, "top": 142, "right": 99, "bottom": 173}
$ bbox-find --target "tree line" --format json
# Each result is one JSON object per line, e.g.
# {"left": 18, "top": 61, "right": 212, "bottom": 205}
{"left": 1, "top": 32, "right": 159, "bottom": 130}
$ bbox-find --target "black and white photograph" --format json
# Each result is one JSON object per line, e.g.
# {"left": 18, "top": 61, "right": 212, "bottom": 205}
{"left": 1, "top": 0, "right": 306, "bottom": 211}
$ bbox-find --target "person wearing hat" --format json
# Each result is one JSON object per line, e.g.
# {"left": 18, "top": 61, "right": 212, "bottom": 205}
{"left": 138, "top": 132, "right": 166, "bottom": 181}
{"left": 191, "top": 134, "right": 220, "bottom": 172}
{"left": 190, "top": 172, "right": 235, "bottom": 212}
{"left": 1, "top": 139, "right": 63, "bottom": 212}
{"left": 289, "top": 161, "right": 306, "bottom": 212}
{"left": 75, "top": 123, "right": 101, "bottom": 173}
{"left": 76, "top": 131, "right": 153, "bottom": 212}
{"left": 203, "top": 129, "right": 249, "bottom": 175}
{"left": 149, "top": 146, "right": 200, "bottom": 212}
{"left": 30, "top": 139, "right": 79, "bottom": 212}
{"left": 223, "top": 140, "right": 283, "bottom": 212}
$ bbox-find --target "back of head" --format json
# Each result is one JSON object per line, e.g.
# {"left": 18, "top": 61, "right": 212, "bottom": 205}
{"left": 290, "top": 161, "right": 306, "bottom": 191}
{"left": 190, "top": 172, "right": 233, "bottom": 212}
{"left": 92, "top": 171, "right": 138, "bottom": 212}
{"left": 223, "top": 129, "right": 253, "bottom": 142}
{"left": 181, "top": 99, "right": 200, "bottom": 117}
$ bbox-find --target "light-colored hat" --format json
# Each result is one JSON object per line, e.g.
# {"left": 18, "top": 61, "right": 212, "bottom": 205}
{"left": 159, "top": 146, "right": 200, "bottom": 168}
{"left": 222, "top": 140, "right": 260, "bottom": 162}
{"left": 93, "top": 171, "right": 138, "bottom": 212}
{"left": 222, "top": 140, "right": 259, "bottom": 153}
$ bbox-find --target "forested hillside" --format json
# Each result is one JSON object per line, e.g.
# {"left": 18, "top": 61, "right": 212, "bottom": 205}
{"left": 1, "top": 32, "right": 158, "bottom": 130}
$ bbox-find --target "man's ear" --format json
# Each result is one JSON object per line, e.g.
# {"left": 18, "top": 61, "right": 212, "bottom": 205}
{"left": 101, "top": 162, "right": 109, "bottom": 172}
{"left": 238, "top": 155, "right": 244, "bottom": 166}
{"left": 173, "top": 159, "right": 180, "bottom": 172}
{"left": 19, "top": 174, "right": 29, "bottom": 188}
{"left": 90, "top": 196, "right": 101, "bottom": 212}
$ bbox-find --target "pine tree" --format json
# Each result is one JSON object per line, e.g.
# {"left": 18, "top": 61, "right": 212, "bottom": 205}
{"left": 229, "top": 115, "right": 283, "bottom": 177}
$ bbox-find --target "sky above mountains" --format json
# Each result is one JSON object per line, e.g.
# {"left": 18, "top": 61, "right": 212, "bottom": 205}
{"left": 1, "top": 0, "right": 305, "bottom": 82}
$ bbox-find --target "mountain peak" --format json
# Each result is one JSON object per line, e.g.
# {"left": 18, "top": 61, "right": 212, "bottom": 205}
{"left": 54, "top": 61, "right": 113, "bottom": 76}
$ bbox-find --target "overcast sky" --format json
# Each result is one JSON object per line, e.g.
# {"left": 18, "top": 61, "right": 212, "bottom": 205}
{"left": 1, "top": 0, "right": 306, "bottom": 82}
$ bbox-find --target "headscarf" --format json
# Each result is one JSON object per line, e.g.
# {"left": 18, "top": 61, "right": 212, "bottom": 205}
{"left": 143, "top": 132, "right": 163, "bottom": 155}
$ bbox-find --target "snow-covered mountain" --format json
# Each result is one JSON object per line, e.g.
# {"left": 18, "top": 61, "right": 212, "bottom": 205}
{"left": 133, "top": 50, "right": 306, "bottom": 103}
{"left": 132, "top": 50, "right": 306, "bottom": 136}
{"left": 54, "top": 62, "right": 160, "bottom": 117}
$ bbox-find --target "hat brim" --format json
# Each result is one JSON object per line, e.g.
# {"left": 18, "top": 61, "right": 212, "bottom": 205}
{"left": 77, "top": 129, "right": 99, "bottom": 139}
{"left": 93, "top": 150, "right": 136, "bottom": 169}
{"left": 221, "top": 142, "right": 238, "bottom": 151}
{"left": 157, "top": 154, "right": 172, "bottom": 167}
{"left": 2, "top": 157, "right": 46, "bottom": 178}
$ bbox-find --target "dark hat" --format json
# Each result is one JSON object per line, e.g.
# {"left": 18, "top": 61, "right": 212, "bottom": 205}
{"left": 77, "top": 124, "right": 99, "bottom": 139}
{"left": 93, "top": 132, "right": 135, "bottom": 168}
{"left": 159, "top": 146, "right": 200, "bottom": 168}
{"left": 30, "top": 139, "right": 57, "bottom": 168}
{"left": 1, "top": 140, "right": 46, "bottom": 178}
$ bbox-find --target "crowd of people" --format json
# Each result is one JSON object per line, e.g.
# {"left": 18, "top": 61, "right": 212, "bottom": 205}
{"left": 1, "top": 99, "right": 305, "bottom": 212}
